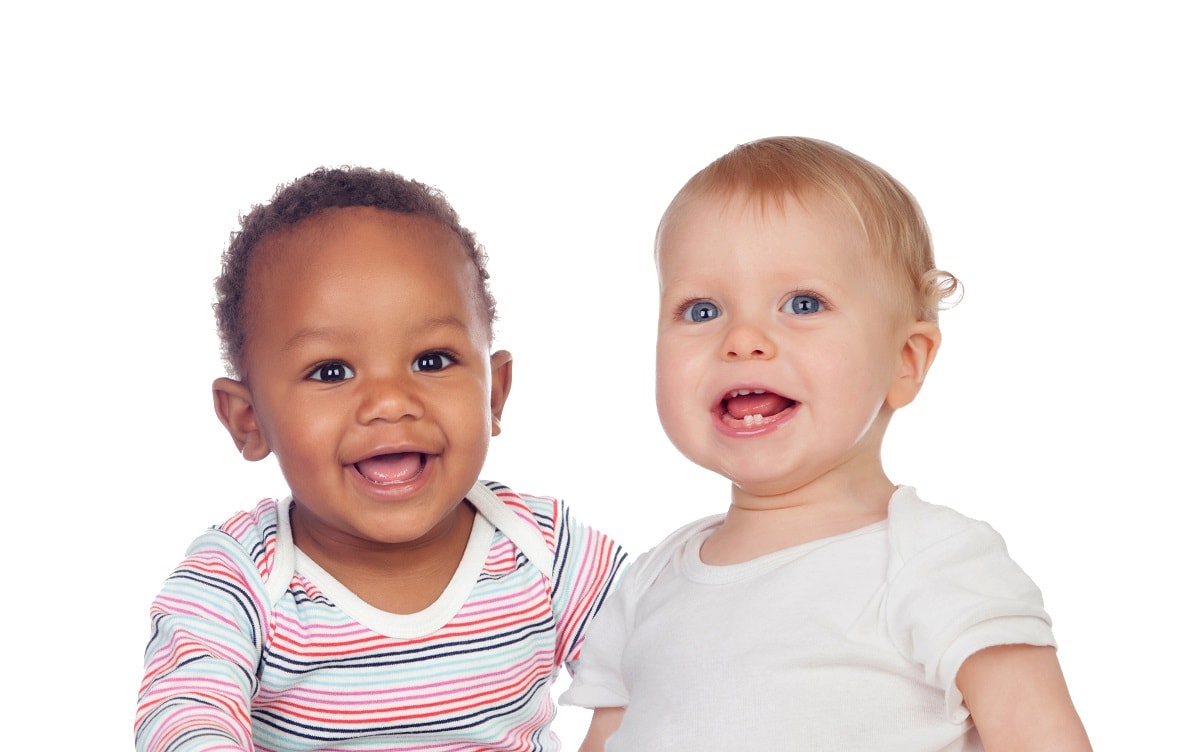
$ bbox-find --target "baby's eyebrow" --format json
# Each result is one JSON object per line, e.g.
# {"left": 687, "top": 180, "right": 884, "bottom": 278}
{"left": 283, "top": 326, "right": 343, "bottom": 351}
{"left": 282, "top": 316, "right": 472, "bottom": 352}
{"left": 420, "top": 314, "right": 472, "bottom": 331}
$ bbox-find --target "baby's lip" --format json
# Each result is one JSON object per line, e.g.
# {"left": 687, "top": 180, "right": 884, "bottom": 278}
{"left": 717, "top": 387, "right": 798, "bottom": 427}
{"left": 352, "top": 451, "right": 428, "bottom": 486}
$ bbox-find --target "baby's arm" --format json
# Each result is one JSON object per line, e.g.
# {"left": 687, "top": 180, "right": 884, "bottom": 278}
{"left": 578, "top": 707, "right": 625, "bottom": 752}
{"left": 135, "top": 528, "right": 269, "bottom": 752}
{"left": 538, "top": 495, "right": 626, "bottom": 670}
{"left": 957, "top": 644, "right": 1091, "bottom": 751}
{"left": 883, "top": 494, "right": 1091, "bottom": 749}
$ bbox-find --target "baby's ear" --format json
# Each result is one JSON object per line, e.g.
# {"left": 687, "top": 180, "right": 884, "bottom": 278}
{"left": 488, "top": 350, "right": 514, "bottom": 437}
{"left": 886, "top": 321, "right": 941, "bottom": 409}
{"left": 212, "top": 377, "right": 271, "bottom": 461}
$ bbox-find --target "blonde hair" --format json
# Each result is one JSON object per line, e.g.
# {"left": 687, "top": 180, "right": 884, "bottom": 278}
{"left": 659, "top": 137, "right": 960, "bottom": 321}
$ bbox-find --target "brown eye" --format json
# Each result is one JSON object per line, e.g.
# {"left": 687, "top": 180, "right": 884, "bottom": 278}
{"left": 308, "top": 361, "right": 354, "bottom": 382}
{"left": 413, "top": 352, "right": 455, "bottom": 372}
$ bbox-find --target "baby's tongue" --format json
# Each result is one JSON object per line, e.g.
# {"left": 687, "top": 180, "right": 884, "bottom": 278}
{"left": 355, "top": 453, "right": 424, "bottom": 485}
{"left": 725, "top": 392, "right": 791, "bottom": 420}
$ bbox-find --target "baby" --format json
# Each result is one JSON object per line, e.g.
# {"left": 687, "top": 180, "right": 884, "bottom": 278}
{"left": 563, "top": 138, "right": 1090, "bottom": 750}
{"left": 136, "top": 167, "right": 625, "bottom": 751}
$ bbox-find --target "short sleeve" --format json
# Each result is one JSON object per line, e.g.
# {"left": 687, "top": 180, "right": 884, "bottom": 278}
{"left": 883, "top": 489, "right": 1056, "bottom": 721}
{"left": 534, "top": 496, "right": 627, "bottom": 675}
{"left": 558, "top": 548, "right": 644, "bottom": 708}
{"left": 561, "top": 514, "right": 719, "bottom": 709}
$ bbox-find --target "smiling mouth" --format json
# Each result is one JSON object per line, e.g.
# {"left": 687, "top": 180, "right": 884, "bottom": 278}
{"left": 354, "top": 452, "right": 427, "bottom": 485}
{"left": 721, "top": 389, "right": 797, "bottom": 427}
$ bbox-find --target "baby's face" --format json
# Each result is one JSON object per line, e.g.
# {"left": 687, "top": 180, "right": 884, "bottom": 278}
{"left": 238, "top": 206, "right": 507, "bottom": 549}
{"left": 654, "top": 191, "right": 918, "bottom": 504}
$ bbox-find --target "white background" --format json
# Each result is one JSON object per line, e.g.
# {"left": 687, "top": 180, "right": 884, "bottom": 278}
{"left": 3, "top": 2, "right": 1196, "bottom": 748}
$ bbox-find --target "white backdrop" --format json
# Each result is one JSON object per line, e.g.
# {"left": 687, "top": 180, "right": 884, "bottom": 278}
{"left": 3, "top": 2, "right": 1195, "bottom": 748}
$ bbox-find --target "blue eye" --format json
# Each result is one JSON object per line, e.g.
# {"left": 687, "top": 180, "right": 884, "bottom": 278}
{"left": 786, "top": 294, "right": 822, "bottom": 315}
{"left": 682, "top": 300, "right": 721, "bottom": 322}
{"left": 308, "top": 361, "right": 355, "bottom": 382}
{"left": 413, "top": 352, "right": 455, "bottom": 372}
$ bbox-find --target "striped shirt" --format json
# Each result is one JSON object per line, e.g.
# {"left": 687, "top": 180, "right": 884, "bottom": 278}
{"left": 137, "top": 481, "right": 625, "bottom": 752}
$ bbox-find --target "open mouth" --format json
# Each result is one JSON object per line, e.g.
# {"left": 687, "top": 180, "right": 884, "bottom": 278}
{"left": 720, "top": 389, "right": 797, "bottom": 427}
{"left": 354, "top": 452, "right": 427, "bottom": 485}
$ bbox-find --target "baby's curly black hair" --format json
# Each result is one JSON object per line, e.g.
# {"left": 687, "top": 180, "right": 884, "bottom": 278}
{"left": 214, "top": 166, "right": 497, "bottom": 377}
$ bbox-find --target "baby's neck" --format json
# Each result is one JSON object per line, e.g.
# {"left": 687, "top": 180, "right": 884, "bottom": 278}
{"left": 700, "top": 480, "right": 894, "bottom": 566}
{"left": 291, "top": 501, "right": 476, "bottom": 614}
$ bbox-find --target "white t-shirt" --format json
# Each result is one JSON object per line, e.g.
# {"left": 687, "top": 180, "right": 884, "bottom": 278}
{"left": 562, "top": 486, "right": 1054, "bottom": 751}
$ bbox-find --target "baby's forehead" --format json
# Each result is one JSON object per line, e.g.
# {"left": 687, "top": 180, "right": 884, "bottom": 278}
{"left": 654, "top": 188, "right": 918, "bottom": 298}
{"left": 242, "top": 207, "right": 492, "bottom": 329}
{"left": 251, "top": 207, "right": 459, "bottom": 273}
{"left": 656, "top": 187, "right": 867, "bottom": 256}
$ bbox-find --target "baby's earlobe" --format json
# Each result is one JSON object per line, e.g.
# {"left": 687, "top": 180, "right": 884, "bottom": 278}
{"left": 886, "top": 322, "right": 942, "bottom": 409}
{"left": 489, "top": 349, "right": 514, "bottom": 433}
{"left": 212, "top": 377, "right": 271, "bottom": 461}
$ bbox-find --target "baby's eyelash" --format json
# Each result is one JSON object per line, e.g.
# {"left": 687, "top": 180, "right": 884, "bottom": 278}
{"left": 413, "top": 350, "right": 459, "bottom": 372}
{"left": 672, "top": 298, "right": 711, "bottom": 319}
{"left": 306, "top": 360, "right": 354, "bottom": 382}
{"left": 784, "top": 289, "right": 831, "bottom": 313}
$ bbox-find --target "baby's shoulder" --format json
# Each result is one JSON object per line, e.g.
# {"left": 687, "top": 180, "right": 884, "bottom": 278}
{"left": 886, "top": 486, "right": 1007, "bottom": 567}
{"left": 624, "top": 514, "right": 723, "bottom": 585}
{"left": 212, "top": 497, "right": 283, "bottom": 536}
{"left": 208, "top": 498, "right": 284, "bottom": 548}
{"left": 192, "top": 498, "right": 289, "bottom": 587}
{"left": 471, "top": 481, "right": 563, "bottom": 577}
{"left": 475, "top": 480, "right": 561, "bottom": 540}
